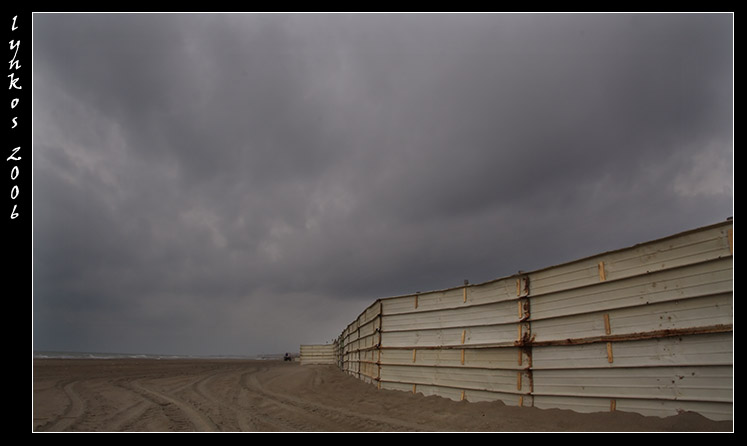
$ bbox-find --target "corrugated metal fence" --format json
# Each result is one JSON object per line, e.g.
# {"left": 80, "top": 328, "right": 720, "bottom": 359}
{"left": 337, "top": 220, "right": 733, "bottom": 420}
{"left": 300, "top": 344, "right": 338, "bottom": 365}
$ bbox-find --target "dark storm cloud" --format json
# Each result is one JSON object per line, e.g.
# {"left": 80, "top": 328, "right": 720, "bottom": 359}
{"left": 32, "top": 13, "right": 732, "bottom": 356}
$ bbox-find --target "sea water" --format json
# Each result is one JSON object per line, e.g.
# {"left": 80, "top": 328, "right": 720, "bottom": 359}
{"left": 32, "top": 351, "right": 256, "bottom": 360}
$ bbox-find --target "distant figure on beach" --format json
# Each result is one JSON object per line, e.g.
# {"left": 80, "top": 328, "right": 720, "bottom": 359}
{"left": 284, "top": 352, "right": 291, "bottom": 362}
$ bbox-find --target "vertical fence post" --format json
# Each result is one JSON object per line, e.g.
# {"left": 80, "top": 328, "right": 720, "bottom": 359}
{"left": 516, "top": 274, "right": 534, "bottom": 407}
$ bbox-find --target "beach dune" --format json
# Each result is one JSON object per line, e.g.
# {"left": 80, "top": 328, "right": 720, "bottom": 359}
{"left": 33, "top": 358, "right": 732, "bottom": 432}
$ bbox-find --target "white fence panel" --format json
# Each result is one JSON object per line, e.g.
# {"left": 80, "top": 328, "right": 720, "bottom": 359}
{"left": 334, "top": 220, "right": 733, "bottom": 420}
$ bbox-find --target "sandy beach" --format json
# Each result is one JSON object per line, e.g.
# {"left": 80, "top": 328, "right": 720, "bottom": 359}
{"left": 32, "top": 358, "right": 732, "bottom": 432}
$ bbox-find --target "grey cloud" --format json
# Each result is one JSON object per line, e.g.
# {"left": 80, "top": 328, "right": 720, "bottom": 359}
{"left": 33, "top": 13, "right": 732, "bottom": 356}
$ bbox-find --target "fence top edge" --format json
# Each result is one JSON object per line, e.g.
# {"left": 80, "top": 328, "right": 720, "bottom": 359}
{"left": 378, "top": 219, "right": 733, "bottom": 302}
{"left": 337, "top": 219, "right": 733, "bottom": 339}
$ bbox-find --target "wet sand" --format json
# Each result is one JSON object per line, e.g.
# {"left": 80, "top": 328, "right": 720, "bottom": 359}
{"left": 32, "top": 358, "right": 733, "bottom": 432}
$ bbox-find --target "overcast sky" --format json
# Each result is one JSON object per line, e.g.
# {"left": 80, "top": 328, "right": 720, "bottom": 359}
{"left": 32, "top": 13, "right": 733, "bottom": 357}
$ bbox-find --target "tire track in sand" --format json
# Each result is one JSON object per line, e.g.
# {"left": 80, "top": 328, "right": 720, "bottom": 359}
{"left": 181, "top": 364, "right": 329, "bottom": 432}
{"left": 240, "top": 366, "right": 424, "bottom": 432}
{"left": 238, "top": 370, "right": 337, "bottom": 432}
{"left": 37, "top": 379, "right": 150, "bottom": 432}
{"left": 127, "top": 378, "right": 220, "bottom": 432}
{"left": 187, "top": 370, "right": 260, "bottom": 431}
{"left": 102, "top": 399, "right": 153, "bottom": 432}
{"left": 36, "top": 380, "right": 86, "bottom": 432}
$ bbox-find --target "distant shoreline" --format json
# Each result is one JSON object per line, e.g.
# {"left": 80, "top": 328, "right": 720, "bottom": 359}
{"left": 32, "top": 351, "right": 289, "bottom": 361}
